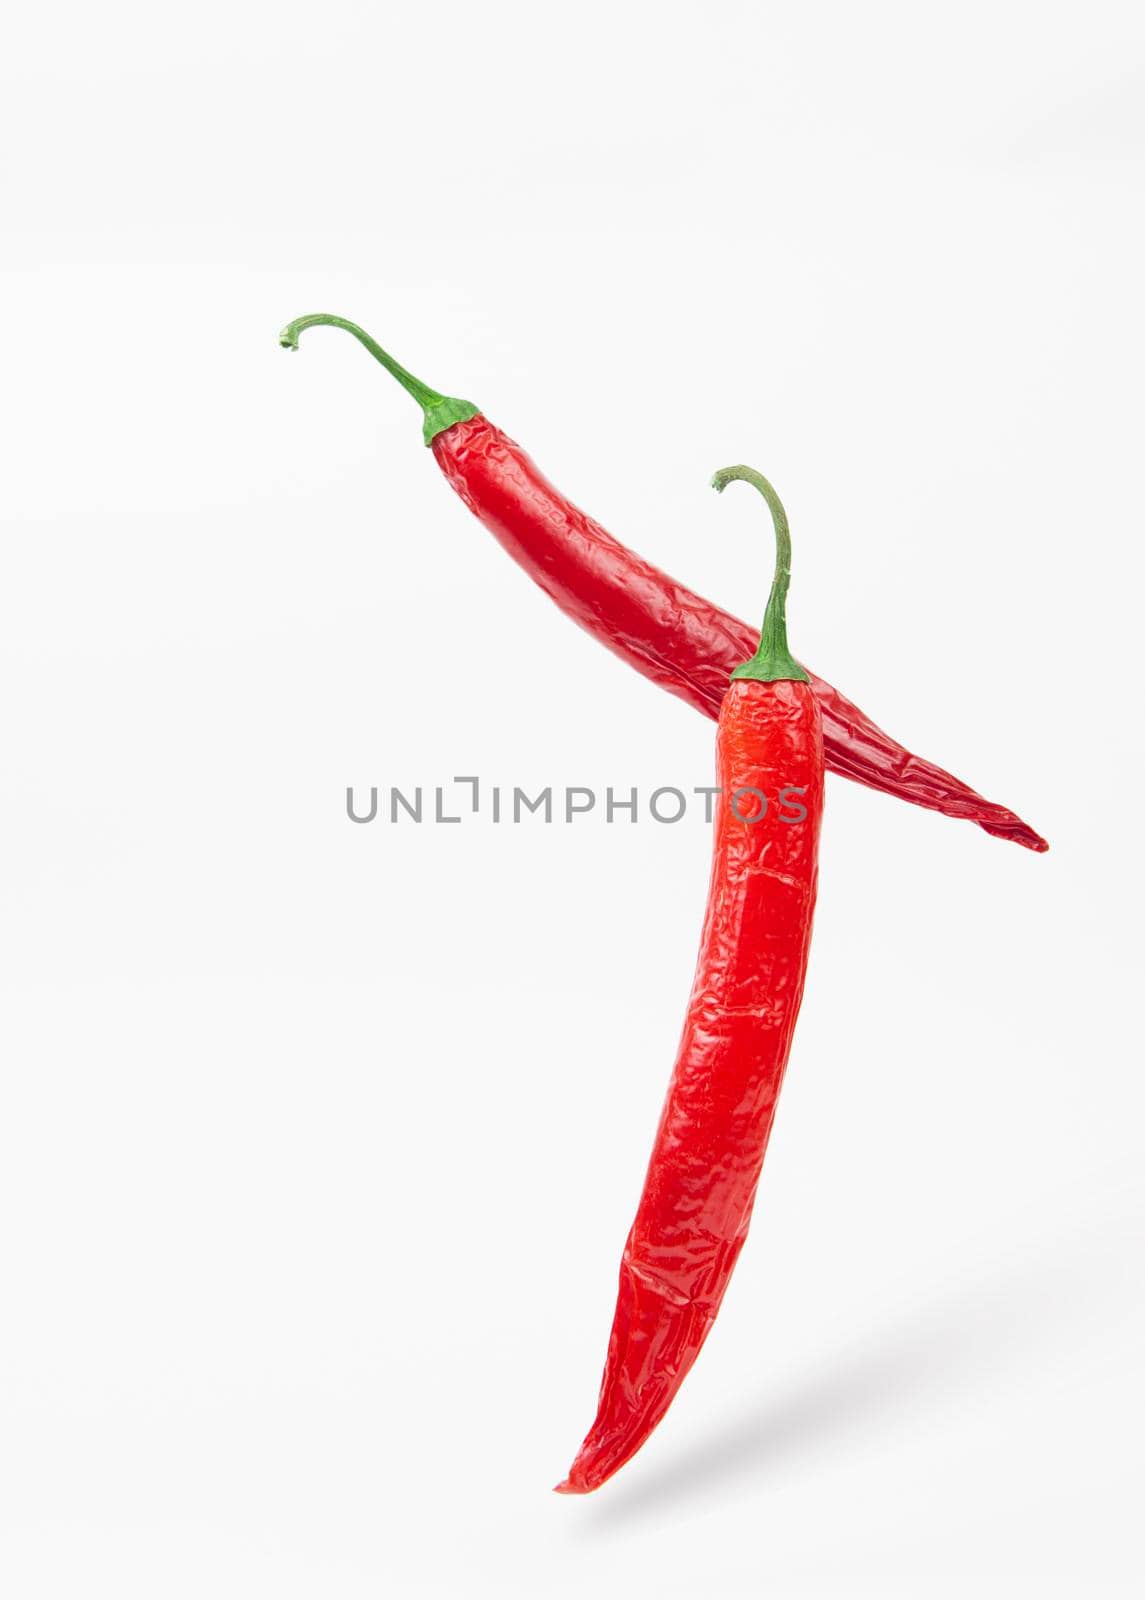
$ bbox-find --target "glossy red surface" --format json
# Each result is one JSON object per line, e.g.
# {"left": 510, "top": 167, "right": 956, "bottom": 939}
{"left": 432, "top": 415, "right": 1046, "bottom": 851}
{"left": 557, "top": 679, "right": 824, "bottom": 1493}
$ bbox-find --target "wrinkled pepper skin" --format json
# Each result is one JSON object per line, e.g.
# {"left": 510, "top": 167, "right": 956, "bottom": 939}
{"left": 558, "top": 677, "right": 824, "bottom": 1494}
{"left": 432, "top": 415, "right": 1046, "bottom": 851}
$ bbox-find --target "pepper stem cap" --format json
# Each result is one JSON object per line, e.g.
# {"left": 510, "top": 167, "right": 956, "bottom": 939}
{"left": 711, "top": 464, "right": 809, "bottom": 684}
{"left": 278, "top": 314, "right": 478, "bottom": 446}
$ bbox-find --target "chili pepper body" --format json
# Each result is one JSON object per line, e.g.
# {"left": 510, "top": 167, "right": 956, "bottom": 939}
{"left": 279, "top": 315, "right": 1047, "bottom": 853}
{"left": 558, "top": 466, "right": 823, "bottom": 1492}
{"left": 559, "top": 676, "right": 823, "bottom": 1493}
{"left": 432, "top": 414, "right": 1044, "bottom": 850}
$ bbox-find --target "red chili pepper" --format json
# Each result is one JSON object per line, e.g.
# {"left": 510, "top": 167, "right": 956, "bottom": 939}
{"left": 558, "top": 466, "right": 822, "bottom": 1493}
{"left": 279, "top": 314, "right": 1046, "bottom": 852}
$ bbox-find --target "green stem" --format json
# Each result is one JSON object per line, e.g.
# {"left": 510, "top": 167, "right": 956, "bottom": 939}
{"left": 278, "top": 314, "right": 478, "bottom": 446}
{"left": 711, "top": 465, "right": 809, "bottom": 684}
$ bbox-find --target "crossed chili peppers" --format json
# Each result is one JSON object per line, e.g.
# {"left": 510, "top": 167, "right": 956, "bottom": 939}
{"left": 280, "top": 314, "right": 1045, "bottom": 1492}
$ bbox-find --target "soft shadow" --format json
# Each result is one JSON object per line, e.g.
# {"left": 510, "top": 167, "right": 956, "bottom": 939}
{"left": 575, "top": 1234, "right": 1116, "bottom": 1527}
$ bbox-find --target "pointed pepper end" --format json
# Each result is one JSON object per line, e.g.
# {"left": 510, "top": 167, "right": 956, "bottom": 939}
{"left": 553, "top": 1476, "right": 591, "bottom": 1496}
{"left": 980, "top": 818, "right": 1050, "bottom": 852}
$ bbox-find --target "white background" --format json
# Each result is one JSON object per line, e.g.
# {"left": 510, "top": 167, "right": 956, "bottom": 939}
{"left": 2, "top": 3, "right": 1143, "bottom": 1595}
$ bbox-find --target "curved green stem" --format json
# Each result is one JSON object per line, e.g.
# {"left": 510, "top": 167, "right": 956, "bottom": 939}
{"left": 711, "top": 465, "right": 808, "bottom": 684}
{"left": 278, "top": 314, "right": 478, "bottom": 446}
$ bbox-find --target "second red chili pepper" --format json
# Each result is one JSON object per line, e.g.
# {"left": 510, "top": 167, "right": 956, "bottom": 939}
{"left": 558, "top": 465, "right": 823, "bottom": 1493}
